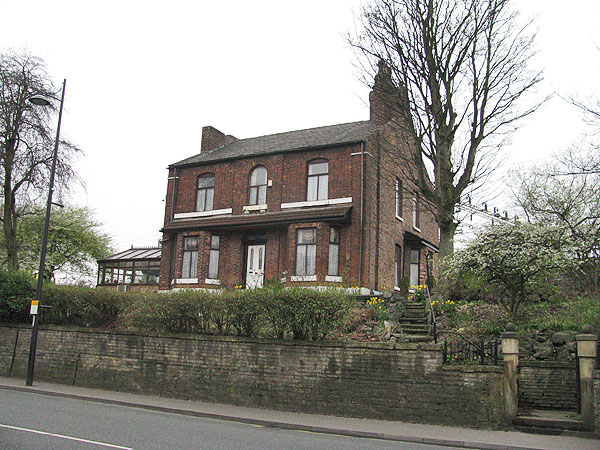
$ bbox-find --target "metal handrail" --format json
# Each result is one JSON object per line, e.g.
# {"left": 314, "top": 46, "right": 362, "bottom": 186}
{"left": 425, "top": 286, "right": 438, "bottom": 342}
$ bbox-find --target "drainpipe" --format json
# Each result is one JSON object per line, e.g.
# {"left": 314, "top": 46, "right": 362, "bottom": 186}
{"left": 373, "top": 136, "right": 381, "bottom": 290}
{"left": 168, "top": 167, "right": 179, "bottom": 222}
{"left": 359, "top": 142, "right": 365, "bottom": 288}
{"left": 167, "top": 167, "right": 179, "bottom": 286}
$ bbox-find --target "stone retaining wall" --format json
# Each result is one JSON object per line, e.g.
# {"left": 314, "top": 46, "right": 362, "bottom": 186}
{"left": 518, "top": 360, "right": 578, "bottom": 411}
{"left": 0, "top": 325, "right": 503, "bottom": 427}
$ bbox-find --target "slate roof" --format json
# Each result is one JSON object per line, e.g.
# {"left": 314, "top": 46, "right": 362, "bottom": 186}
{"left": 170, "top": 120, "right": 377, "bottom": 168}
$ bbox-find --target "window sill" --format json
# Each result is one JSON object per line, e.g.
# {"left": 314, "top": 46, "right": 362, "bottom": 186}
{"left": 174, "top": 208, "right": 232, "bottom": 220}
{"left": 175, "top": 278, "right": 198, "bottom": 284}
{"left": 395, "top": 215, "right": 404, "bottom": 222}
{"left": 243, "top": 204, "right": 267, "bottom": 212}
{"left": 290, "top": 275, "right": 317, "bottom": 282}
{"left": 281, "top": 197, "right": 352, "bottom": 209}
{"left": 413, "top": 226, "right": 421, "bottom": 233}
{"left": 325, "top": 275, "right": 343, "bottom": 283}
{"left": 205, "top": 278, "right": 220, "bottom": 285}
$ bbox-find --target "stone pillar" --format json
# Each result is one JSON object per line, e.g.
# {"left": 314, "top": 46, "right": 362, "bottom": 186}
{"left": 576, "top": 325, "right": 597, "bottom": 431}
{"left": 502, "top": 323, "right": 519, "bottom": 421}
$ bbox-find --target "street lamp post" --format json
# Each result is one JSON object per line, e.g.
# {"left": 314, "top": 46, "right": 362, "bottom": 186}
{"left": 25, "top": 79, "right": 66, "bottom": 386}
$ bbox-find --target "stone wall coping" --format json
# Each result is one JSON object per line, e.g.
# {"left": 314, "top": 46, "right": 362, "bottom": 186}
{"left": 0, "top": 324, "right": 442, "bottom": 352}
{"left": 519, "top": 360, "right": 576, "bottom": 368}
{"left": 576, "top": 333, "right": 598, "bottom": 342}
{"left": 441, "top": 365, "right": 502, "bottom": 374}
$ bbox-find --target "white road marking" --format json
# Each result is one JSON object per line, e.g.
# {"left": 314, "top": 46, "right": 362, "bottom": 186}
{"left": 0, "top": 423, "right": 133, "bottom": 449}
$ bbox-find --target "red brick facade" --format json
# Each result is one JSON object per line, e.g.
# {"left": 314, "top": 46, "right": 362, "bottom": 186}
{"left": 159, "top": 67, "right": 439, "bottom": 293}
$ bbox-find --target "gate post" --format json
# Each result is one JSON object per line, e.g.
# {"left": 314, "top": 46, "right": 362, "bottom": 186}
{"left": 502, "top": 323, "right": 519, "bottom": 421}
{"left": 576, "top": 325, "right": 597, "bottom": 431}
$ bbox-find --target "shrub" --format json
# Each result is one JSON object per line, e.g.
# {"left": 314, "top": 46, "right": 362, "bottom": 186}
{"left": 0, "top": 277, "right": 355, "bottom": 340}
{"left": 256, "top": 286, "right": 353, "bottom": 340}
{"left": 42, "top": 285, "right": 126, "bottom": 328}
{"left": 224, "top": 288, "right": 264, "bottom": 337}
{"left": 0, "top": 270, "right": 36, "bottom": 323}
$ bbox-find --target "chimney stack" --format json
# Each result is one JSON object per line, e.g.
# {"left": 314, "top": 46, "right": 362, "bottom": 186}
{"left": 369, "top": 60, "right": 408, "bottom": 125}
{"left": 201, "top": 126, "right": 237, "bottom": 152}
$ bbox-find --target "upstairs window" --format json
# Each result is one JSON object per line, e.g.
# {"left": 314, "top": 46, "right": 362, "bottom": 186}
{"left": 182, "top": 236, "right": 198, "bottom": 279}
{"left": 307, "top": 160, "right": 328, "bottom": 201}
{"left": 249, "top": 166, "right": 267, "bottom": 205}
{"left": 413, "top": 191, "right": 420, "bottom": 229}
{"left": 296, "top": 228, "right": 317, "bottom": 276}
{"left": 395, "top": 178, "right": 403, "bottom": 218}
{"left": 196, "top": 174, "right": 215, "bottom": 212}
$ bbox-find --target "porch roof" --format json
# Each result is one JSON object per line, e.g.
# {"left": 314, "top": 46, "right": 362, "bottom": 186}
{"left": 404, "top": 231, "right": 439, "bottom": 252}
{"left": 161, "top": 205, "right": 352, "bottom": 232}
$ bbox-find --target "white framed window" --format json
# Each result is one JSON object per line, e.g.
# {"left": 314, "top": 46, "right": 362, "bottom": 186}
{"left": 395, "top": 178, "right": 403, "bottom": 218}
{"left": 307, "top": 160, "right": 328, "bottom": 201}
{"left": 409, "top": 248, "right": 420, "bottom": 288}
{"left": 249, "top": 166, "right": 267, "bottom": 205}
{"left": 196, "top": 174, "right": 215, "bottom": 212}
{"left": 182, "top": 236, "right": 198, "bottom": 279}
{"left": 208, "top": 235, "right": 220, "bottom": 279}
{"left": 328, "top": 227, "right": 340, "bottom": 276}
{"left": 296, "top": 228, "right": 317, "bottom": 276}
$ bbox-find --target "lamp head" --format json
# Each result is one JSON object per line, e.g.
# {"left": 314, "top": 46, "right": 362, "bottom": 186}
{"left": 28, "top": 95, "right": 52, "bottom": 106}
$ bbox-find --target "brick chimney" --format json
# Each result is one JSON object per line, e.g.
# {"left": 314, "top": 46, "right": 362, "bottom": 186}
{"left": 201, "top": 126, "right": 237, "bottom": 152}
{"left": 369, "top": 60, "right": 408, "bottom": 125}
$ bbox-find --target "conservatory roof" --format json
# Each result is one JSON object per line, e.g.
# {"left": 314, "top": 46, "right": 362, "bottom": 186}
{"left": 97, "top": 247, "right": 161, "bottom": 263}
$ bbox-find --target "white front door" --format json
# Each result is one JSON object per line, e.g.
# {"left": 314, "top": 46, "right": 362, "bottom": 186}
{"left": 246, "top": 244, "right": 265, "bottom": 289}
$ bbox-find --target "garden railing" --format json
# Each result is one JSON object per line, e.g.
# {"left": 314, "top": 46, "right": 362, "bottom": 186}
{"left": 437, "top": 330, "right": 500, "bottom": 365}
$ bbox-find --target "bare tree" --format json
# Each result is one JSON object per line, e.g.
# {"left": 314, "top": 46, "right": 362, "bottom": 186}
{"left": 350, "top": 0, "right": 544, "bottom": 260}
{"left": 0, "top": 49, "right": 80, "bottom": 270}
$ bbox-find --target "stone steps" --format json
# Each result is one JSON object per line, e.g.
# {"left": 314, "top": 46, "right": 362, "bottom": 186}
{"left": 512, "top": 413, "right": 583, "bottom": 435}
{"left": 398, "top": 301, "right": 430, "bottom": 337}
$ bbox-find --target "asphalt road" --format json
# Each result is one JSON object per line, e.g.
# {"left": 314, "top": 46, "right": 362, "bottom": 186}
{"left": 0, "top": 389, "right": 473, "bottom": 450}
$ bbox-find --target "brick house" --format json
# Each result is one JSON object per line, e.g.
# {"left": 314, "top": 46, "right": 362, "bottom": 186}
{"left": 158, "top": 65, "right": 439, "bottom": 293}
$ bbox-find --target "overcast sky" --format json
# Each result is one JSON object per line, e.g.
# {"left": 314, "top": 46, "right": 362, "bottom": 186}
{"left": 2, "top": 0, "right": 599, "bottom": 253}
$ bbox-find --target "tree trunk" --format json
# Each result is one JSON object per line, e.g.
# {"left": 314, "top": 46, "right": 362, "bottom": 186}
{"left": 439, "top": 221, "right": 457, "bottom": 262}
{"left": 2, "top": 154, "right": 19, "bottom": 271}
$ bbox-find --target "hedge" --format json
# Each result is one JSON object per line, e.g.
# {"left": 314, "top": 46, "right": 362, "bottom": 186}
{"left": 0, "top": 270, "right": 353, "bottom": 340}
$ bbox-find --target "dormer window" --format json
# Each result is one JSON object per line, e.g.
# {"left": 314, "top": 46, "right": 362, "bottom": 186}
{"left": 249, "top": 166, "right": 267, "bottom": 205}
{"left": 307, "top": 160, "right": 328, "bottom": 201}
{"left": 196, "top": 174, "right": 214, "bottom": 212}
